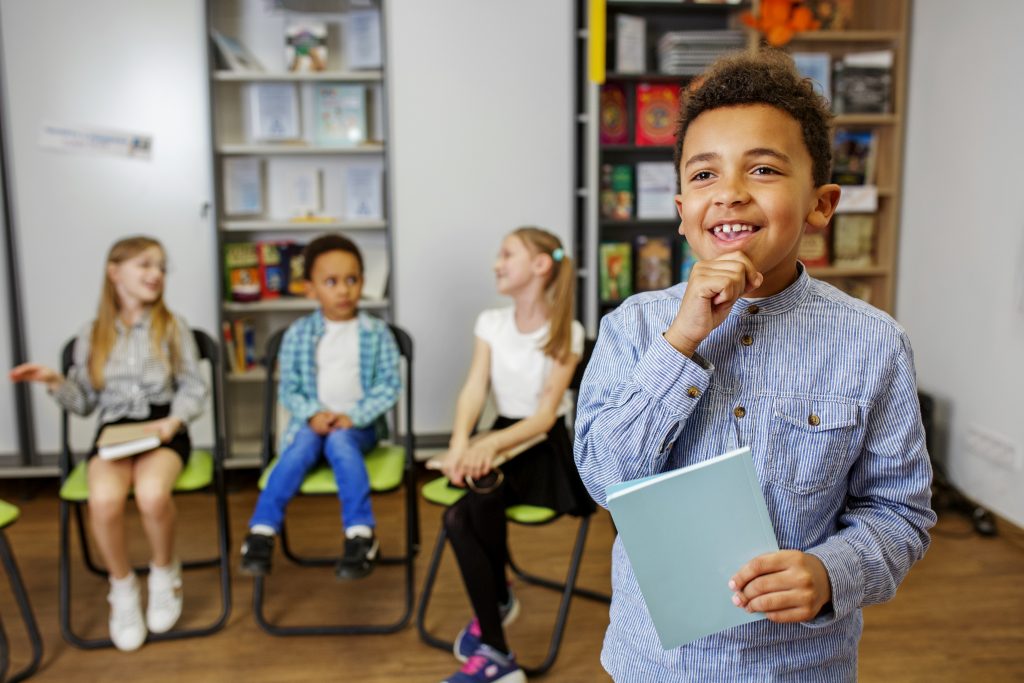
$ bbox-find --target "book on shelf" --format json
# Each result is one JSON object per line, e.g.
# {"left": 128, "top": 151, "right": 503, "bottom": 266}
{"left": 313, "top": 84, "right": 367, "bottom": 146}
{"left": 615, "top": 14, "right": 646, "bottom": 74}
{"left": 605, "top": 446, "right": 778, "bottom": 649}
{"left": 831, "top": 129, "right": 877, "bottom": 186}
{"left": 679, "top": 239, "right": 698, "bottom": 282}
{"left": 221, "top": 321, "right": 238, "bottom": 374}
{"left": 835, "top": 185, "right": 878, "bottom": 214}
{"left": 224, "top": 243, "right": 262, "bottom": 302}
{"left": 601, "top": 164, "right": 634, "bottom": 220}
{"left": 96, "top": 422, "right": 162, "bottom": 461}
{"left": 792, "top": 52, "right": 831, "bottom": 104}
{"left": 258, "top": 242, "right": 287, "bottom": 299}
{"left": 635, "top": 83, "right": 679, "bottom": 147}
{"left": 223, "top": 158, "right": 263, "bottom": 216}
{"left": 657, "top": 30, "right": 746, "bottom": 76}
{"left": 832, "top": 50, "right": 893, "bottom": 115}
{"left": 799, "top": 221, "right": 831, "bottom": 268}
{"left": 343, "top": 9, "right": 383, "bottom": 70}
{"left": 283, "top": 243, "right": 308, "bottom": 297}
{"left": 232, "top": 318, "right": 257, "bottom": 372}
{"left": 635, "top": 235, "right": 673, "bottom": 292}
{"left": 246, "top": 83, "right": 300, "bottom": 142}
{"left": 210, "top": 29, "right": 264, "bottom": 73}
{"left": 809, "top": 0, "right": 855, "bottom": 30}
{"left": 600, "top": 83, "right": 630, "bottom": 145}
{"left": 831, "top": 214, "right": 875, "bottom": 267}
{"left": 344, "top": 165, "right": 383, "bottom": 221}
{"left": 599, "top": 242, "right": 633, "bottom": 303}
{"left": 285, "top": 21, "right": 328, "bottom": 72}
{"left": 635, "top": 161, "right": 677, "bottom": 219}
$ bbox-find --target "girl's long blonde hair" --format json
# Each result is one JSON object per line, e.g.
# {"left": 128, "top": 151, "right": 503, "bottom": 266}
{"left": 512, "top": 227, "right": 576, "bottom": 362}
{"left": 89, "top": 236, "right": 181, "bottom": 389}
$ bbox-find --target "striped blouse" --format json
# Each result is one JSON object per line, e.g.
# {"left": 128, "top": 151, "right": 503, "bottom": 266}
{"left": 574, "top": 266, "right": 936, "bottom": 682}
{"left": 52, "top": 311, "right": 208, "bottom": 426}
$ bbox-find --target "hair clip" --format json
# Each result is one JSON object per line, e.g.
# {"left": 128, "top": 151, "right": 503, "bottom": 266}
{"left": 552, "top": 247, "right": 565, "bottom": 262}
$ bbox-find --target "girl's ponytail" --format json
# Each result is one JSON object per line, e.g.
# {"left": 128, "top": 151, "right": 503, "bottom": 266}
{"left": 511, "top": 227, "right": 576, "bottom": 362}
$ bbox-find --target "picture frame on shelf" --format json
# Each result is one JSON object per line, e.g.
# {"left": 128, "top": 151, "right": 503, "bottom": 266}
{"left": 344, "top": 165, "right": 383, "bottom": 221}
{"left": 312, "top": 83, "right": 367, "bottom": 146}
{"left": 246, "top": 83, "right": 301, "bottom": 142}
{"left": 211, "top": 29, "right": 264, "bottom": 72}
{"left": 223, "top": 158, "right": 264, "bottom": 216}
{"left": 343, "top": 9, "right": 383, "bottom": 70}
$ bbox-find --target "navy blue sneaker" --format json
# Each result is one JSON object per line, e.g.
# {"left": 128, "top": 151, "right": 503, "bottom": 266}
{"left": 441, "top": 645, "right": 526, "bottom": 683}
{"left": 453, "top": 589, "right": 520, "bottom": 662}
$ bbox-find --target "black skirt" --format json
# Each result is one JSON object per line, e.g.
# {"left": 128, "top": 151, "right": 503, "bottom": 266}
{"left": 89, "top": 403, "right": 191, "bottom": 464}
{"left": 452, "top": 415, "right": 595, "bottom": 517}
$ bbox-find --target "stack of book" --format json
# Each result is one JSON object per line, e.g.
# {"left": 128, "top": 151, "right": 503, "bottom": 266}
{"left": 657, "top": 31, "right": 746, "bottom": 76}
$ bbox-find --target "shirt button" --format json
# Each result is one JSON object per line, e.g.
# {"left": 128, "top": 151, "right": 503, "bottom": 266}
{"left": 741, "top": 335, "right": 753, "bottom": 346}
{"left": 687, "top": 386, "right": 700, "bottom": 398}
{"left": 734, "top": 406, "right": 746, "bottom": 418}
{"left": 808, "top": 414, "right": 821, "bottom": 426}
{"left": 747, "top": 304, "right": 760, "bottom": 315}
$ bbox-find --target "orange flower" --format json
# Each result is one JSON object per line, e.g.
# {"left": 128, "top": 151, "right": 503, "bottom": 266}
{"left": 741, "top": 0, "right": 821, "bottom": 47}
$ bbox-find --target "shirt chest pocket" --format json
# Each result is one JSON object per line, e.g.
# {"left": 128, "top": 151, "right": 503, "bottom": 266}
{"left": 768, "top": 397, "right": 858, "bottom": 494}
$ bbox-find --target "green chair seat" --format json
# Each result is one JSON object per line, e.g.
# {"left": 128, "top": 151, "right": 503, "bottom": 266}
{"left": 258, "top": 444, "right": 406, "bottom": 495}
{"left": 421, "top": 476, "right": 557, "bottom": 525}
{"left": 59, "top": 449, "right": 214, "bottom": 502}
{"left": 0, "top": 499, "right": 20, "bottom": 529}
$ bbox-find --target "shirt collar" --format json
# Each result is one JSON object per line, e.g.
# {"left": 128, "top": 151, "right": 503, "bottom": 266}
{"left": 114, "top": 308, "right": 153, "bottom": 333}
{"left": 733, "top": 262, "right": 810, "bottom": 317}
{"left": 312, "top": 308, "right": 368, "bottom": 335}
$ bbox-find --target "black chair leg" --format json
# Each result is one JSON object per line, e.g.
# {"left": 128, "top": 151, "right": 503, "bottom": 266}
{"left": 0, "top": 531, "right": 43, "bottom": 683}
{"left": 507, "top": 517, "right": 611, "bottom": 606}
{"left": 415, "top": 523, "right": 454, "bottom": 652}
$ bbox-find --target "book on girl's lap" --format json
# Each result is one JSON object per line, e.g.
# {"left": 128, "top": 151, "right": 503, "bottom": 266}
{"left": 96, "top": 422, "right": 162, "bottom": 460}
{"left": 425, "top": 432, "right": 547, "bottom": 472}
{"left": 605, "top": 447, "right": 779, "bottom": 649}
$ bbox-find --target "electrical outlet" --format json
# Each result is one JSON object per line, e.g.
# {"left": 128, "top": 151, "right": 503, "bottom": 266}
{"left": 965, "top": 424, "right": 1021, "bottom": 471}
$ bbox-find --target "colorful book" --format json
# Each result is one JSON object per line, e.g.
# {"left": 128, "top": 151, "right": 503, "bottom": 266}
{"left": 600, "top": 83, "right": 630, "bottom": 145}
{"left": 283, "top": 242, "right": 308, "bottom": 297}
{"left": 609, "top": 164, "right": 634, "bottom": 220}
{"left": 599, "top": 242, "right": 633, "bottom": 302}
{"left": 799, "top": 222, "right": 831, "bottom": 268}
{"left": 832, "top": 50, "right": 893, "bottom": 115}
{"left": 635, "top": 235, "right": 673, "bottom": 291}
{"left": 635, "top": 83, "right": 679, "bottom": 147}
{"left": 221, "top": 321, "right": 238, "bottom": 374}
{"left": 224, "top": 243, "right": 261, "bottom": 302}
{"left": 258, "top": 242, "right": 287, "bottom": 299}
{"left": 285, "top": 21, "right": 328, "bottom": 72}
{"left": 831, "top": 129, "right": 877, "bottom": 186}
{"left": 605, "top": 447, "right": 779, "bottom": 649}
{"left": 313, "top": 84, "right": 367, "bottom": 146}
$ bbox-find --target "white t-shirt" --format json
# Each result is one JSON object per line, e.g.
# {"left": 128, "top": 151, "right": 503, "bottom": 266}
{"left": 474, "top": 307, "right": 585, "bottom": 419}
{"left": 317, "top": 318, "right": 363, "bottom": 414}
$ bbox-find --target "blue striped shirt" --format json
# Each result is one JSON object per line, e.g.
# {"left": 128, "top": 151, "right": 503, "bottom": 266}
{"left": 278, "top": 310, "right": 400, "bottom": 450}
{"left": 574, "top": 266, "right": 935, "bottom": 682}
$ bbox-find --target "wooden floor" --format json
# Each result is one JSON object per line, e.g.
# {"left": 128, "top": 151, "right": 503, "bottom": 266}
{"left": 0, "top": 471, "right": 1021, "bottom": 682}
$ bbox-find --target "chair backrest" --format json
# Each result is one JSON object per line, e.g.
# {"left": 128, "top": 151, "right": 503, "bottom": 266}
{"left": 59, "top": 329, "right": 225, "bottom": 475}
{"left": 260, "top": 322, "right": 415, "bottom": 468}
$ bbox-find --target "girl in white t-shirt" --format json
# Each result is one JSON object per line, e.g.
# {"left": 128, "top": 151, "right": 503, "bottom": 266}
{"left": 438, "top": 227, "right": 593, "bottom": 683}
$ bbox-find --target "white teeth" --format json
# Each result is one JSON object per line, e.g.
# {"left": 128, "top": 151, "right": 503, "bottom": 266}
{"left": 713, "top": 223, "right": 755, "bottom": 234}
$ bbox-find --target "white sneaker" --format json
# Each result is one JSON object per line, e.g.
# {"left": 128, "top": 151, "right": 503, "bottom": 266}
{"left": 146, "top": 560, "right": 183, "bottom": 634}
{"left": 108, "top": 574, "right": 147, "bottom": 652}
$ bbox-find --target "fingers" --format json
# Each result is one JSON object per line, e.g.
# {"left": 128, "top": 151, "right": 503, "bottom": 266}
{"left": 729, "top": 550, "right": 795, "bottom": 592}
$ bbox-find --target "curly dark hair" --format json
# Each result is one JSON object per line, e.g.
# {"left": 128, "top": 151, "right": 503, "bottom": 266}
{"left": 303, "top": 233, "right": 364, "bottom": 280}
{"left": 673, "top": 49, "right": 834, "bottom": 188}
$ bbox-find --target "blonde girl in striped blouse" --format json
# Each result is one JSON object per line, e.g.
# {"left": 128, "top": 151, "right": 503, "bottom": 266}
{"left": 10, "top": 236, "right": 207, "bottom": 651}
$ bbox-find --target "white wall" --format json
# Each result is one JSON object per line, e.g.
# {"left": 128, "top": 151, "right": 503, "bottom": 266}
{"left": 388, "top": 1, "right": 575, "bottom": 435}
{"left": 899, "top": 0, "right": 1024, "bottom": 525}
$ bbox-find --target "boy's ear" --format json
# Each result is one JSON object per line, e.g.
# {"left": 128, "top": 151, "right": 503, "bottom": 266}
{"left": 807, "top": 183, "right": 842, "bottom": 228}
{"left": 304, "top": 279, "right": 316, "bottom": 299}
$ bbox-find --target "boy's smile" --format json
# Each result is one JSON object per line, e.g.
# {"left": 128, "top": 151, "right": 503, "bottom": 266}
{"left": 674, "top": 104, "right": 839, "bottom": 297}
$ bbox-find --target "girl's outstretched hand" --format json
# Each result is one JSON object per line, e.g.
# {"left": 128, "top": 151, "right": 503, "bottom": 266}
{"left": 9, "top": 363, "right": 62, "bottom": 390}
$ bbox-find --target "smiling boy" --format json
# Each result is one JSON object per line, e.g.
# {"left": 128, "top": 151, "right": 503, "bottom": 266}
{"left": 575, "top": 51, "right": 935, "bottom": 681}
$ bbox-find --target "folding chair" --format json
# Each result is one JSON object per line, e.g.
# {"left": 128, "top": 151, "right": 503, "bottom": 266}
{"left": 415, "top": 339, "right": 610, "bottom": 677}
{"left": 251, "top": 323, "right": 419, "bottom": 636}
{"left": 58, "top": 329, "right": 231, "bottom": 649}
{"left": 0, "top": 500, "right": 42, "bottom": 682}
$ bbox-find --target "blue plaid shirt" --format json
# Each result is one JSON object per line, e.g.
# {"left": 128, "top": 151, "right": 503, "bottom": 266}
{"left": 575, "top": 266, "right": 935, "bottom": 682}
{"left": 278, "top": 310, "right": 400, "bottom": 450}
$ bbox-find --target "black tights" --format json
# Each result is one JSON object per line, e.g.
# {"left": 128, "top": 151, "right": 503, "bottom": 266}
{"left": 444, "top": 487, "right": 512, "bottom": 654}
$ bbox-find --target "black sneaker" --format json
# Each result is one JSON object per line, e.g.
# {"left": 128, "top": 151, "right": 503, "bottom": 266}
{"left": 240, "top": 532, "right": 274, "bottom": 576}
{"left": 335, "top": 534, "right": 379, "bottom": 580}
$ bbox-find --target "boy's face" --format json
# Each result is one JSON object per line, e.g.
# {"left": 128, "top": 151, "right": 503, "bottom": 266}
{"left": 674, "top": 104, "right": 839, "bottom": 297}
{"left": 307, "top": 250, "right": 363, "bottom": 322}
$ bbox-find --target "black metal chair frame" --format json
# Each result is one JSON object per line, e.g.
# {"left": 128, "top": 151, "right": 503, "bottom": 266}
{"left": 414, "top": 338, "right": 610, "bottom": 677}
{"left": 251, "top": 323, "right": 419, "bottom": 636}
{"left": 58, "top": 329, "right": 232, "bottom": 649}
{"left": 0, "top": 523, "right": 43, "bottom": 682}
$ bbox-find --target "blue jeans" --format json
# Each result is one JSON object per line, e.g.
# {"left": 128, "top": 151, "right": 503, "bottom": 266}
{"left": 249, "top": 424, "right": 378, "bottom": 533}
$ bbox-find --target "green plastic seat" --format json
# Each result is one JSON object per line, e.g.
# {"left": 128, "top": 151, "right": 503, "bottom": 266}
{"left": 0, "top": 499, "right": 20, "bottom": 529}
{"left": 58, "top": 449, "right": 215, "bottom": 502}
{"left": 258, "top": 444, "right": 406, "bottom": 495}
{"left": 421, "top": 475, "right": 557, "bottom": 525}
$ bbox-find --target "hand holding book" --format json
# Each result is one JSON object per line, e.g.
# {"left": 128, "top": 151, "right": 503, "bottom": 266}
{"left": 729, "top": 549, "right": 832, "bottom": 623}
{"left": 427, "top": 431, "right": 547, "bottom": 490}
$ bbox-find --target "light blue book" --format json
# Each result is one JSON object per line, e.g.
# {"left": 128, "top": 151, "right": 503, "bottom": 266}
{"left": 606, "top": 446, "right": 778, "bottom": 649}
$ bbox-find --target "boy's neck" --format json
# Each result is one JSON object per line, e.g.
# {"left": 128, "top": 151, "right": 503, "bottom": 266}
{"left": 322, "top": 309, "right": 357, "bottom": 323}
